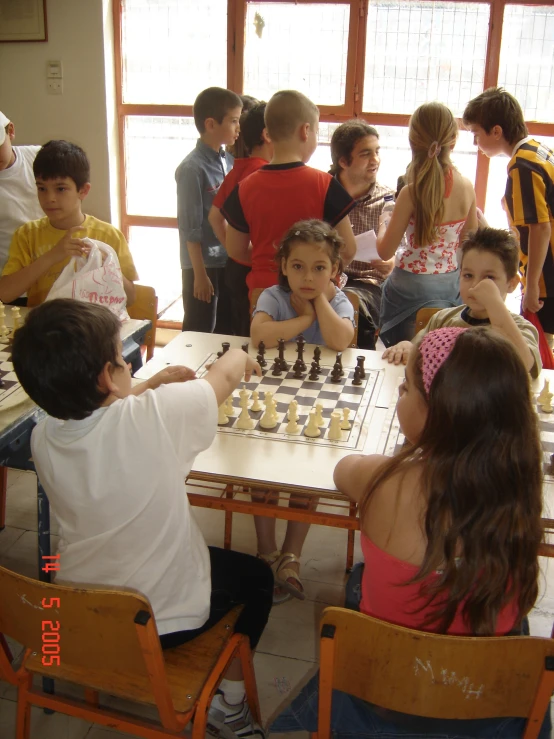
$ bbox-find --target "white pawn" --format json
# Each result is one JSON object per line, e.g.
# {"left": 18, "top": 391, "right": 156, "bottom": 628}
{"left": 260, "top": 392, "right": 277, "bottom": 429}
{"left": 217, "top": 404, "right": 229, "bottom": 425}
{"left": 11, "top": 306, "right": 20, "bottom": 332}
{"left": 287, "top": 399, "right": 298, "bottom": 421}
{"left": 542, "top": 400, "right": 554, "bottom": 414}
{"left": 251, "top": 390, "right": 262, "bottom": 412}
{"left": 236, "top": 389, "right": 255, "bottom": 429}
{"left": 224, "top": 395, "right": 235, "bottom": 416}
{"left": 304, "top": 409, "right": 321, "bottom": 438}
{"left": 286, "top": 401, "right": 300, "bottom": 434}
{"left": 538, "top": 379, "right": 551, "bottom": 405}
{"left": 340, "top": 407, "right": 352, "bottom": 430}
{"left": 315, "top": 403, "right": 325, "bottom": 427}
{"left": 327, "top": 411, "right": 342, "bottom": 441}
{"left": 0, "top": 302, "right": 7, "bottom": 341}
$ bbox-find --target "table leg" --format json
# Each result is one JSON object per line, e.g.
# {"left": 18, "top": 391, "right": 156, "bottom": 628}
{"left": 37, "top": 478, "right": 55, "bottom": 712}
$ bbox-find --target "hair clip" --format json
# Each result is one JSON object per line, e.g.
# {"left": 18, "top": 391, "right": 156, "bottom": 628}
{"left": 428, "top": 141, "right": 442, "bottom": 159}
{"left": 294, "top": 230, "right": 300, "bottom": 236}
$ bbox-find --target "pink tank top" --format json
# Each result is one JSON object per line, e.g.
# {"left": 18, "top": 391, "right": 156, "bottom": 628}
{"left": 360, "top": 534, "right": 519, "bottom": 635}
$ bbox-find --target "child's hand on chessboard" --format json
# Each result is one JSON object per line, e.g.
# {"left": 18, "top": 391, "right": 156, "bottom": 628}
{"left": 382, "top": 340, "right": 413, "bottom": 365}
{"left": 243, "top": 355, "right": 262, "bottom": 382}
{"left": 146, "top": 365, "right": 197, "bottom": 390}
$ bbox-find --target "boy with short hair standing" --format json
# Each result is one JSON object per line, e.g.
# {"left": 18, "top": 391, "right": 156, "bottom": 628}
{"left": 176, "top": 87, "right": 242, "bottom": 333}
{"left": 221, "top": 90, "right": 357, "bottom": 295}
{"left": 463, "top": 87, "right": 554, "bottom": 342}
{"left": 0, "top": 139, "right": 138, "bottom": 307}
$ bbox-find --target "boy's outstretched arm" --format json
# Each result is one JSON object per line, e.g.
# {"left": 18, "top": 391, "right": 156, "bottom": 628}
{"left": 0, "top": 226, "right": 90, "bottom": 304}
{"left": 204, "top": 348, "right": 261, "bottom": 406}
{"left": 131, "top": 365, "right": 196, "bottom": 395}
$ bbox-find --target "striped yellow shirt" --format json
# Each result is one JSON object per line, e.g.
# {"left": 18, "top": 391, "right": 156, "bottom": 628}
{"left": 504, "top": 138, "right": 554, "bottom": 296}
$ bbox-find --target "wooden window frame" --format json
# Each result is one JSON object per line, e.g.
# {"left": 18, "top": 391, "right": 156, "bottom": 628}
{"left": 113, "top": 0, "right": 554, "bottom": 243}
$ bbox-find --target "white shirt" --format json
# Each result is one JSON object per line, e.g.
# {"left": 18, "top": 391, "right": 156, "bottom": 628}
{"left": 31, "top": 379, "right": 218, "bottom": 634}
{"left": 0, "top": 146, "right": 43, "bottom": 271}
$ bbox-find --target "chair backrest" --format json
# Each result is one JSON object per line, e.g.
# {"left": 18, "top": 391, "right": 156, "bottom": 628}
{"left": 317, "top": 607, "right": 554, "bottom": 731}
{"left": 0, "top": 564, "right": 171, "bottom": 704}
{"left": 250, "top": 287, "right": 359, "bottom": 347}
{"left": 127, "top": 284, "right": 158, "bottom": 361}
{"left": 414, "top": 307, "right": 440, "bottom": 335}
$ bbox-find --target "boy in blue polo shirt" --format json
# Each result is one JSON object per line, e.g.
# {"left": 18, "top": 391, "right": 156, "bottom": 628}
{"left": 176, "top": 87, "right": 242, "bottom": 333}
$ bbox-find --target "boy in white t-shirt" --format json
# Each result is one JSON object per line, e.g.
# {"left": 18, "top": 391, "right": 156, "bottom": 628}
{"left": 12, "top": 299, "right": 272, "bottom": 738}
{"left": 0, "top": 111, "right": 43, "bottom": 273}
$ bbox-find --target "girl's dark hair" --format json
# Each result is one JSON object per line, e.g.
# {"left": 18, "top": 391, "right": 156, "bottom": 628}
{"left": 12, "top": 300, "right": 123, "bottom": 421}
{"left": 241, "top": 102, "right": 267, "bottom": 154}
{"left": 33, "top": 140, "right": 90, "bottom": 190}
{"left": 276, "top": 219, "right": 344, "bottom": 290}
{"left": 360, "top": 326, "right": 543, "bottom": 635}
{"left": 227, "top": 94, "right": 260, "bottom": 158}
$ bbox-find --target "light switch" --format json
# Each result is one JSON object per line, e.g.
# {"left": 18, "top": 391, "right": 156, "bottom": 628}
{"left": 47, "top": 60, "right": 62, "bottom": 79}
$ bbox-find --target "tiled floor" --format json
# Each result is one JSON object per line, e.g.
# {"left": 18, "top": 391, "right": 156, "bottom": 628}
{"left": 2, "top": 456, "right": 554, "bottom": 737}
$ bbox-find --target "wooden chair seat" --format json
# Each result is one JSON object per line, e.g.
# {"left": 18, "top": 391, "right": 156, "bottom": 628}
{"left": 414, "top": 306, "right": 441, "bottom": 335}
{"left": 25, "top": 606, "right": 242, "bottom": 714}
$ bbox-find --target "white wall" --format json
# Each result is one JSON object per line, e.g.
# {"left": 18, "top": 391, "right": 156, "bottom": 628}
{"left": 0, "top": 0, "right": 117, "bottom": 223}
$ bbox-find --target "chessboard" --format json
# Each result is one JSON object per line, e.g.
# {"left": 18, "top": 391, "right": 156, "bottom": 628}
{"left": 196, "top": 352, "right": 384, "bottom": 450}
{"left": 379, "top": 381, "right": 554, "bottom": 482}
{"left": 0, "top": 339, "right": 29, "bottom": 411}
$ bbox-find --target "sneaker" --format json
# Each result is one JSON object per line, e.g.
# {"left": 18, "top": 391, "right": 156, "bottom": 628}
{"left": 207, "top": 705, "right": 238, "bottom": 739}
{"left": 211, "top": 691, "right": 266, "bottom": 739}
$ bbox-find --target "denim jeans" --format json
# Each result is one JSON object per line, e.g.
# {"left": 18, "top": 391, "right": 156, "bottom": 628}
{"left": 269, "top": 564, "right": 551, "bottom": 738}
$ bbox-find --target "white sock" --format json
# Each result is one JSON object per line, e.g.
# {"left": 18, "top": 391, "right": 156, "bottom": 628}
{"left": 219, "top": 678, "right": 246, "bottom": 706}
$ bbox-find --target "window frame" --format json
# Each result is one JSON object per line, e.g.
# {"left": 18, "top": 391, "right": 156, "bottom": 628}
{"left": 113, "top": 0, "right": 554, "bottom": 260}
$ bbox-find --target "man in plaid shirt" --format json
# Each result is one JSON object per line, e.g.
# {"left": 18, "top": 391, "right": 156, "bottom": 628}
{"left": 330, "top": 121, "right": 395, "bottom": 349}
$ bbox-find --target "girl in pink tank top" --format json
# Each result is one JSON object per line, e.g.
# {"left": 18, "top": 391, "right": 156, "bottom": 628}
{"left": 336, "top": 326, "right": 543, "bottom": 636}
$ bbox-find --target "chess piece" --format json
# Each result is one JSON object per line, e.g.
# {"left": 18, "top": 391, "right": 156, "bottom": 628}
{"left": 304, "top": 409, "right": 321, "bottom": 437}
{"left": 277, "top": 338, "right": 289, "bottom": 371}
{"left": 241, "top": 342, "right": 249, "bottom": 353}
{"left": 340, "top": 407, "right": 351, "bottom": 430}
{"left": 271, "top": 357, "right": 283, "bottom": 376}
{"left": 297, "top": 335, "right": 307, "bottom": 371}
{"left": 236, "top": 389, "right": 255, "bottom": 429}
{"left": 352, "top": 366, "right": 363, "bottom": 386}
{"left": 251, "top": 390, "right": 262, "bottom": 412}
{"left": 330, "top": 363, "right": 342, "bottom": 383}
{"left": 285, "top": 401, "right": 300, "bottom": 433}
{"left": 260, "top": 392, "right": 278, "bottom": 429}
{"left": 292, "top": 359, "right": 304, "bottom": 378}
{"left": 257, "top": 341, "right": 267, "bottom": 368}
{"left": 538, "top": 379, "right": 551, "bottom": 405}
{"left": 542, "top": 398, "right": 554, "bottom": 414}
{"left": 224, "top": 395, "right": 235, "bottom": 415}
{"left": 335, "top": 352, "right": 344, "bottom": 376}
{"left": 327, "top": 411, "right": 342, "bottom": 441}
{"left": 217, "top": 404, "right": 229, "bottom": 425}
{"left": 217, "top": 341, "right": 231, "bottom": 358}
{"left": 0, "top": 302, "right": 8, "bottom": 341}
{"left": 315, "top": 403, "right": 325, "bottom": 427}
{"left": 308, "top": 361, "right": 320, "bottom": 381}
{"left": 356, "top": 355, "right": 366, "bottom": 379}
{"left": 269, "top": 395, "right": 279, "bottom": 424}
{"left": 313, "top": 346, "right": 321, "bottom": 369}
{"left": 11, "top": 306, "right": 21, "bottom": 332}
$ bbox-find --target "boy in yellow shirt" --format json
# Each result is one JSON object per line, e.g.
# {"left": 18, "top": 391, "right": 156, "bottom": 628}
{"left": 0, "top": 140, "right": 138, "bottom": 306}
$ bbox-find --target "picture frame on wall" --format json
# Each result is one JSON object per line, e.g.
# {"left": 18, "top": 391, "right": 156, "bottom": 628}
{"left": 0, "top": 0, "right": 47, "bottom": 43}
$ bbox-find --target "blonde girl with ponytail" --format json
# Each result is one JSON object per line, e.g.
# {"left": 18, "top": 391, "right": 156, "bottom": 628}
{"left": 377, "top": 102, "right": 478, "bottom": 347}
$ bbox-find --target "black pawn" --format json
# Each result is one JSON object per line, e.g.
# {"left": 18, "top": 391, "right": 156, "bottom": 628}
{"left": 330, "top": 362, "right": 342, "bottom": 383}
{"left": 356, "top": 355, "right": 366, "bottom": 379}
{"left": 293, "top": 359, "right": 304, "bottom": 379}
{"left": 308, "top": 361, "right": 320, "bottom": 381}
{"left": 313, "top": 346, "right": 321, "bottom": 369}
{"left": 257, "top": 341, "right": 267, "bottom": 368}
{"left": 352, "top": 366, "right": 363, "bottom": 386}
{"left": 335, "top": 352, "right": 344, "bottom": 377}
{"left": 271, "top": 359, "right": 283, "bottom": 376}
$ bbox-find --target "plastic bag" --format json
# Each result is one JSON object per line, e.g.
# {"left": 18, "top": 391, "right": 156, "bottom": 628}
{"left": 45, "top": 238, "right": 130, "bottom": 320}
{"left": 523, "top": 309, "right": 554, "bottom": 370}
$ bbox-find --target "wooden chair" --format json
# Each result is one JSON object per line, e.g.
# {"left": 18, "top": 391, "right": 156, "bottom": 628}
{"left": 127, "top": 285, "right": 158, "bottom": 361}
{"left": 0, "top": 565, "right": 261, "bottom": 739}
{"left": 414, "top": 306, "right": 441, "bottom": 335}
{"left": 250, "top": 287, "right": 359, "bottom": 347}
{"left": 314, "top": 606, "right": 554, "bottom": 739}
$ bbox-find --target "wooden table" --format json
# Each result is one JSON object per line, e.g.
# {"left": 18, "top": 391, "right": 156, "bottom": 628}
{"left": 135, "top": 332, "right": 404, "bottom": 570}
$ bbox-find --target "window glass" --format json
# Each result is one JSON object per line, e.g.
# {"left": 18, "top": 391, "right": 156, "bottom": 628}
{"left": 498, "top": 4, "right": 554, "bottom": 122}
{"left": 129, "top": 227, "right": 182, "bottom": 314}
{"left": 244, "top": 2, "right": 350, "bottom": 105}
{"left": 125, "top": 116, "right": 198, "bottom": 217}
{"left": 363, "top": 1, "right": 489, "bottom": 116}
{"left": 121, "top": 0, "right": 226, "bottom": 104}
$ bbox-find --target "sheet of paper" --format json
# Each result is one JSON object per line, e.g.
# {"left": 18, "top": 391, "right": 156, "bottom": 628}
{"left": 354, "top": 229, "right": 379, "bottom": 262}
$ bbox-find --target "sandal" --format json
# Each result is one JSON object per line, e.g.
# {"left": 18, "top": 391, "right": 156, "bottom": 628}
{"left": 274, "top": 552, "right": 305, "bottom": 601}
{"left": 257, "top": 550, "right": 291, "bottom": 605}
